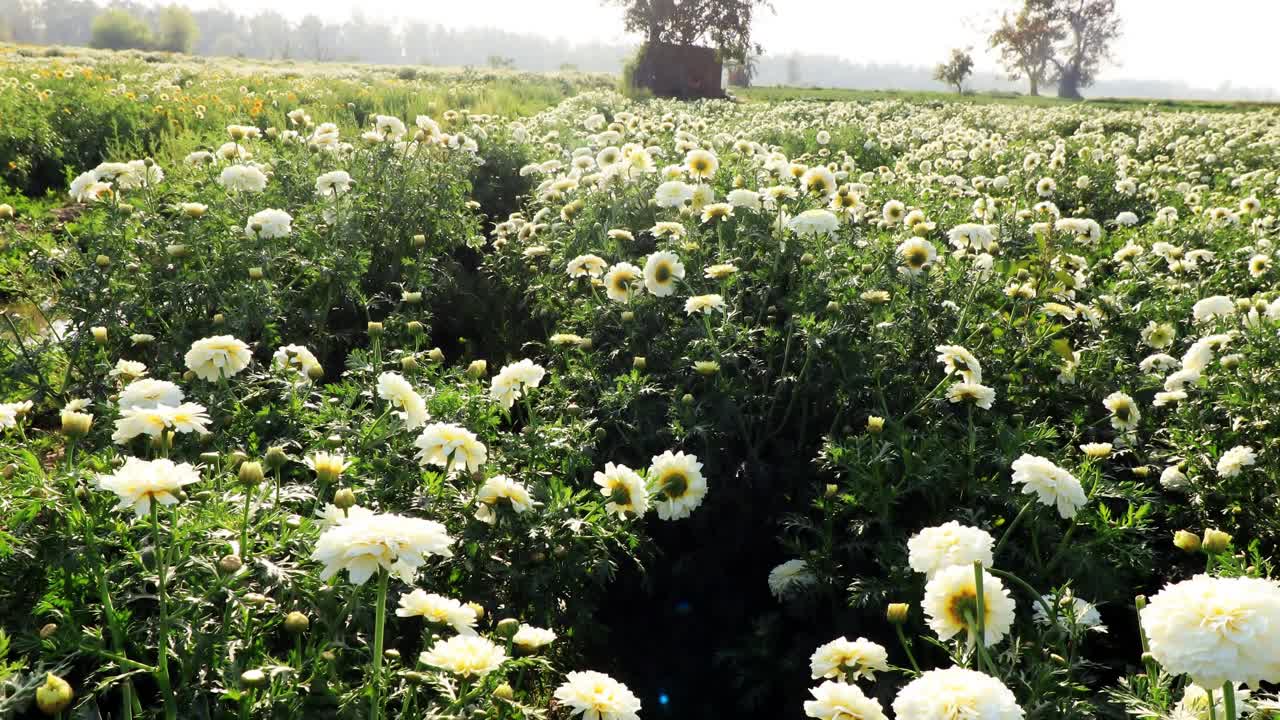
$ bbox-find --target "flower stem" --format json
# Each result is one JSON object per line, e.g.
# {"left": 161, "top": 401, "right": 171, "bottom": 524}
{"left": 150, "top": 503, "right": 176, "bottom": 720}
{"left": 993, "top": 500, "right": 1036, "bottom": 558}
{"left": 1222, "top": 682, "right": 1236, "bottom": 720}
{"left": 370, "top": 568, "right": 389, "bottom": 720}
{"left": 893, "top": 625, "right": 920, "bottom": 673}
{"left": 240, "top": 483, "right": 254, "bottom": 561}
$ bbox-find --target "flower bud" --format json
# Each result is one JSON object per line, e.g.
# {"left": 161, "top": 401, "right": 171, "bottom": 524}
{"left": 95, "top": 254, "right": 111, "bottom": 268}
{"left": 693, "top": 360, "right": 719, "bottom": 376}
{"left": 1202, "top": 528, "right": 1232, "bottom": 554}
{"left": 407, "top": 320, "right": 424, "bottom": 336}
{"left": 307, "top": 363, "right": 324, "bottom": 381}
{"left": 249, "top": 267, "right": 264, "bottom": 280}
{"left": 91, "top": 326, "right": 108, "bottom": 344}
{"left": 824, "top": 483, "right": 838, "bottom": 498}
{"left": 39, "top": 623, "right": 58, "bottom": 639}
{"left": 240, "top": 669, "right": 268, "bottom": 688}
{"left": 2, "top": 464, "right": 15, "bottom": 479}
{"left": 428, "top": 347, "right": 445, "bottom": 363}
{"left": 402, "top": 291, "right": 422, "bottom": 304}
{"left": 199, "top": 451, "right": 221, "bottom": 464}
{"left": 243, "top": 593, "right": 270, "bottom": 607}
{"left": 61, "top": 411, "right": 93, "bottom": 437}
{"left": 401, "top": 356, "right": 418, "bottom": 371}
{"left": 218, "top": 553, "right": 243, "bottom": 575}
{"left": 117, "top": 203, "right": 133, "bottom": 215}
{"left": 326, "top": 434, "right": 342, "bottom": 448}
{"left": 826, "top": 301, "right": 840, "bottom": 312}
{"left": 493, "top": 683, "right": 514, "bottom": 701}
{"left": 412, "top": 233, "right": 427, "bottom": 248}
{"left": 284, "top": 611, "right": 309, "bottom": 634}
{"left": 466, "top": 601, "right": 485, "bottom": 620}
{"left": 36, "top": 673, "right": 73, "bottom": 715}
{"left": 632, "top": 356, "right": 646, "bottom": 370}
{"left": 495, "top": 618, "right": 521, "bottom": 638}
{"left": 1173, "top": 530, "right": 1200, "bottom": 553}
{"left": 334, "top": 487, "right": 357, "bottom": 510}
{"left": 466, "top": 360, "right": 487, "bottom": 378}
{"left": 0, "top": 204, "right": 13, "bottom": 219}
{"left": 166, "top": 244, "right": 189, "bottom": 258}
{"left": 212, "top": 313, "right": 225, "bottom": 325}
{"left": 367, "top": 322, "right": 384, "bottom": 337}
{"left": 886, "top": 603, "right": 910, "bottom": 624}
{"left": 238, "top": 461, "right": 265, "bottom": 486}
{"left": 866, "top": 416, "right": 885, "bottom": 433}
{"left": 620, "top": 310, "right": 635, "bottom": 322}
{"left": 265, "top": 446, "right": 287, "bottom": 470}
{"left": 228, "top": 450, "right": 248, "bottom": 466}
{"left": 680, "top": 393, "right": 694, "bottom": 405}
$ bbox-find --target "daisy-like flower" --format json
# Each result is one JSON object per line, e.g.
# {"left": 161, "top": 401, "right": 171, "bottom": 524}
{"left": 648, "top": 450, "right": 708, "bottom": 520}
{"left": 892, "top": 668, "right": 1024, "bottom": 720}
{"left": 1141, "top": 574, "right": 1280, "bottom": 688}
{"left": 907, "top": 521, "right": 995, "bottom": 579}
{"left": 474, "top": 475, "right": 537, "bottom": 524}
{"left": 377, "top": 372, "right": 428, "bottom": 430}
{"left": 593, "top": 463, "right": 649, "bottom": 518}
{"left": 809, "top": 637, "right": 890, "bottom": 681}
{"left": 414, "top": 423, "right": 487, "bottom": 472}
{"left": 700, "top": 202, "right": 734, "bottom": 224}
{"left": 567, "top": 254, "right": 608, "bottom": 278}
{"left": 314, "top": 170, "right": 352, "bottom": 198}
{"left": 896, "top": 238, "right": 937, "bottom": 276}
{"left": 554, "top": 671, "right": 641, "bottom": 720}
{"left": 936, "top": 345, "right": 982, "bottom": 383}
{"left": 1103, "top": 391, "right": 1140, "bottom": 431}
{"left": 1011, "top": 454, "right": 1087, "bottom": 519}
{"left": 217, "top": 164, "right": 268, "bottom": 192}
{"left": 490, "top": 359, "right": 547, "bottom": 410}
{"left": 110, "top": 359, "right": 149, "bottom": 382}
{"left": 655, "top": 180, "right": 694, "bottom": 208}
{"left": 1141, "top": 321, "right": 1176, "bottom": 349}
{"left": 803, "top": 681, "right": 887, "bottom": 720}
{"left": 787, "top": 209, "right": 840, "bottom": 238}
{"left": 882, "top": 200, "right": 906, "bottom": 224}
{"left": 769, "top": 559, "right": 817, "bottom": 599}
{"left": 704, "top": 263, "right": 738, "bottom": 279}
{"left": 185, "top": 335, "right": 252, "bottom": 381}
{"left": 395, "top": 590, "right": 478, "bottom": 635}
{"left": 604, "top": 262, "right": 643, "bottom": 303}
{"left": 96, "top": 457, "right": 201, "bottom": 517}
{"left": 684, "top": 294, "right": 726, "bottom": 315}
{"left": 306, "top": 451, "right": 350, "bottom": 483}
{"left": 1192, "top": 295, "right": 1235, "bottom": 323}
{"left": 947, "top": 382, "right": 995, "bottom": 409}
{"left": 512, "top": 625, "right": 557, "bottom": 652}
{"left": 650, "top": 221, "right": 687, "bottom": 239}
{"left": 948, "top": 224, "right": 997, "bottom": 252}
{"left": 923, "top": 564, "right": 1016, "bottom": 647}
{"left": 311, "top": 510, "right": 453, "bottom": 585}
{"left": 419, "top": 635, "right": 506, "bottom": 677}
{"left": 1079, "top": 442, "right": 1112, "bottom": 458}
{"left": 643, "top": 252, "right": 685, "bottom": 297}
{"left": 272, "top": 344, "right": 322, "bottom": 384}
{"left": 726, "top": 188, "right": 761, "bottom": 210}
{"left": 119, "top": 379, "right": 183, "bottom": 410}
{"left": 1217, "top": 445, "right": 1256, "bottom": 478}
{"left": 684, "top": 148, "right": 719, "bottom": 179}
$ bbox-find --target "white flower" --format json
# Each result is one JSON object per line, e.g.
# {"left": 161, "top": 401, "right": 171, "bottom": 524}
{"left": 946, "top": 382, "right": 996, "bottom": 410}
{"left": 1192, "top": 295, "right": 1236, "bottom": 323}
{"left": 892, "top": 668, "right": 1024, "bottom": 720}
{"left": 1011, "top": 454, "right": 1087, "bottom": 519}
{"left": 567, "top": 254, "right": 608, "bottom": 278}
{"left": 245, "top": 208, "right": 292, "bottom": 239}
{"left": 419, "top": 635, "right": 506, "bottom": 677}
{"left": 684, "top": 294, "right": 725, "bottom": 315}
{"left": 553, "top": 671, "right": 641, "bottom": 720}
{"left": 908, "top": 521, "right": 995, "bottom": 579}
{"left": 787, "top": 209, "right": 840, "bottom": 238}
{"left": 809, "top": 637, "right": 890, "bottom": 681}
{"left": 314, "top": 170, "right": 352, "bottom": 197}
{"left": 897, "top": 237, "right": 937, "bottom": 276}
{"left": 512, "top": 625, "right": 557, "bottom": 651}
{"left": 935, "top": 345, "right": 982, "bottom": 383}
{"left": 803, "top": 681, "right": 887, "bottom": 720}
{"left": 474, "top": 475, "right": 537, "bottom": 524}
{"left": 217, "top": 164, "right": 268, "bottom": 192}
{"left": 1217, "top": 446, "right": 1257, "bottom": 478}
{"left": 727, "top": 188, "right": 761, "bottom": 209}
{"left": 1174, "top": 683, "right": 1252, "bottom": 720}
{"left": 310, "top": 511, "right": 453, "bottom": 585}
{"left": 96, "top": 457, "right": 201, "bottom": 517}
{"left": 395, "top": 590, "right": 478, "bottom": 635}
{"left": 648, "top": 450, "right": 707, "bottom": 520}
{"left": 593, "top": 463, "right": 649, "bottom": 518}
{"left": 184, "top": 335, "right": 252, "bottom": 381}
{"left": 272, "top": 344, "right": 322, "bottom": 383}
{"left": 655, "top": 180, "right": 694, "bottom": 208}
{"left": 769, "top": 559, "right": 817, "bottom": 599}
{"left": 923, "top": 564, "right": 1016, "bottom": 647}
{"left": 1160, "top": 465, "right": 1191, "bottom": 491}
{"left": 414, "top": 422, "right": 486, "bottom": 472}
{"left": 1103, "top": 391, "right": 1140, "bottom": 430}
{"left": 1141, "top": 574, "right": 1280, "bottom": 688}
{"left": 376, "top": 372, "right": 428, "bottom": 430}
{"left": 490, "top": 359, "right": 546, "bottom": 410}
{"left": 603, "top": 262, "right": 643, "bottom": 303}
{"left": 118, "top": 379, "right": 183, "bottom": 410}
{"left": 643, "top": 251, "right": 685, "bottom": 297}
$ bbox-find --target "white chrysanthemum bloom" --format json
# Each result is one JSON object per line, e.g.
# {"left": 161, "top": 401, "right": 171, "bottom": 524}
{"left": 1192, "top": 295, "right": 1235, "bottom": 323}
{"left": 892, "top": 668, "right": 1024, "bottom": 720}
{"left": 882, "top": 200, "right": 906, "bottom": 223}
{"left": 1174, "top": 683, "right": 1252, "bottom": 720}
{"left": 96, "top": 457, "right": 201, "bottom": 517}
{"left": 655, "top": 180, "right": 694, "bottom": 208}
{"left": 310, "top": 511, "right": 453, "bottom": 585}
{"left": 727, "top": 188, "right": 761, "bottom": 210}
{"left": 1103, "top": 391, "right": 1140, "bottom": 430}
{"left": 704, "top": 263, "right": 738, "bottom": 279}
{"left": 801, "top": 166, "right": 837, "bottom": 197}
{"left": 245, "top": 208, "right": 292, "bottom": 239}
{"left": 803, "top": 681, "right": 887, "bottom": 720}
{"left": 414, "top": 422, "right": 486, "bottom": 472}
{"left": 604, "top": 262, "right": 643, "bottom": 303}
{"left": 1217, "top": 445, "right": 1257, "bottom": 478}
{"left": 769, "top": 558, "right": 817, "bottom": 599}
{"left": 1079, "top": 442, "right": 1112, "bottom": 458}
{"left": 948, "top": 223, "right": 996, "bottom": 252}
{"left": 650, "top": 221, "right": 686, "bottom": 239}
{"left": 272, "top": 344, "right": 322, "bottom": 383}
{"left": 1033, "top": 592, "right": 1105, "bottom": 632}
{"left": 809, "top": 637, "right": 890, "bottom": 681}
{"left": 111, "top": 404, "right": 210, "bottom": 444}
{"left": 184, "top": 150, "right": 215, "bottom": 165}
{"left": 684, "top": 294, "right": 726, "bottom": 315}
{"left": 513, "top": 625, "right": 557, "bottom": 651}
{"left": 372, "top": 114, "right": 407, "bottom": 140}
{"left": 184, "top": 335, "right": 252, "bottom": 381}
{"left": 923, "top": 564, "right": 1016, "bottom": 647}
{"left": 648, "top": 450, "right": 708, "bottom": 520}
{"left": 314, "top": 170, "right": 352, "bottom": 198}
{"left": 489, "top": 359, "right": 546, "bottom": 410}
{"left": 163, "top": 402, "right": 212, "bottom": 435}
{"left": 554, "top": 671, "right": 641, "bottom": 720}
{"left": 1141, "top": 321, "right": 1176, "bottom": 349}
{"left": 1160, "top": 465, "right": 1190, "bottom": 491}
{"left": 109, "top": 359, "right": 149, "bottom": 382}
{"left": 474, "top": 474, "right": 537, "bottom": 523}
{"left": 700, "top": 202, "right": 734, "bottom": 224}
{"left": 395, "top": 590, "right": 478, "bottom": 635}
{"left": 684, "top": 148, "right": 719, "bottom": 179}
{"left": 118, "top": 378, "right": 183, "bottom": 410}
{"left": 1011, "top": 454, "right": 1087, "bottom": 519}
{"left": 1138, "top": 353, "right": 1177, "bottom": 374}
{"left": 567, "top": 254, "right": 608, "bottom": 278}
{"left": 897, "top": 238, "right": 937, "bottom": 276}
{"left": 305, "top": 452, "right": 350, "bottom": 482}
{"left": 936, "top": 345, "right": 982, "bottom": 383}
{"left": 1141, "top": 574, "right": 1280, "bottom": 688}
{"left": 419, "top": 635, "right": 506, "bottom": 677}
{"left": 907, "top": 521, "right": 995, "bottom": 580}
{"left": 787, "top": 209, "right": 840, "bottom": 238}
{"left": 376, "top": 372, "right": 428, "bottom": 430}
{"left": 217, "top": 164, "right": 268, "bottom": 192}
{"left": 1115, "top": 211, "right": 1139, "bottom": 226}
{"left": 594, "top": 463, "right": 649, "bottom": 518}
{"left": 643, "top": 252, "right": 685, "bottom": 297}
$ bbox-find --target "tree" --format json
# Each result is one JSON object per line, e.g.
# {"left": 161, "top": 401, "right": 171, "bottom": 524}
{"left": 933, "top": 47, "right": 974, "bottom": 93}
{"left": 1049, "top": 0, "right": 1121, "bottom": 99}
{"left": 605, "top": 0, "right": 773, "bottom": 61}
{"left": 989, "top": 3, "right": 1061, "bottom": 96}
{"left": 89, "top": 9, "right": 152, "bottom": 51}
{"left": 154, "top": 5, "right": 198, "bottom": 53}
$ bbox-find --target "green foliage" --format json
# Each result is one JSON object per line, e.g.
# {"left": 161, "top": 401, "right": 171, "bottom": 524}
{"left": 89, "top": 9, "right": 154, "bottom": 52}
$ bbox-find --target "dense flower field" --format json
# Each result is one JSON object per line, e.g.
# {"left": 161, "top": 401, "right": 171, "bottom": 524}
{"left": 3, "top": 55, "right": 1280, "bottom": 719}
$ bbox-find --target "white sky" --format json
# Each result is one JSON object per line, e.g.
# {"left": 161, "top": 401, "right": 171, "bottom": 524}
{"left": 190, "top": 0, "right": 1276, "bottom": 91}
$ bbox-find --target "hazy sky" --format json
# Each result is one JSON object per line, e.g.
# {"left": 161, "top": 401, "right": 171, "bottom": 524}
{"left": 179, "top": 0, "right": 1275, "bottom": 91}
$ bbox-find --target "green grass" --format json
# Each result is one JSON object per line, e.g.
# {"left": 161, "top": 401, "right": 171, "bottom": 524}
{"left": 733, "top": 85, "right": 1280, "bottom": 112}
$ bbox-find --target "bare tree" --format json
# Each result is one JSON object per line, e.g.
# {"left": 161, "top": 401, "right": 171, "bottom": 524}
{"left": 933, "top": 47, "right": 975, "bottom": 94}
{"left": 989, "top": 3, "right": 1061, "bottom": 96}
